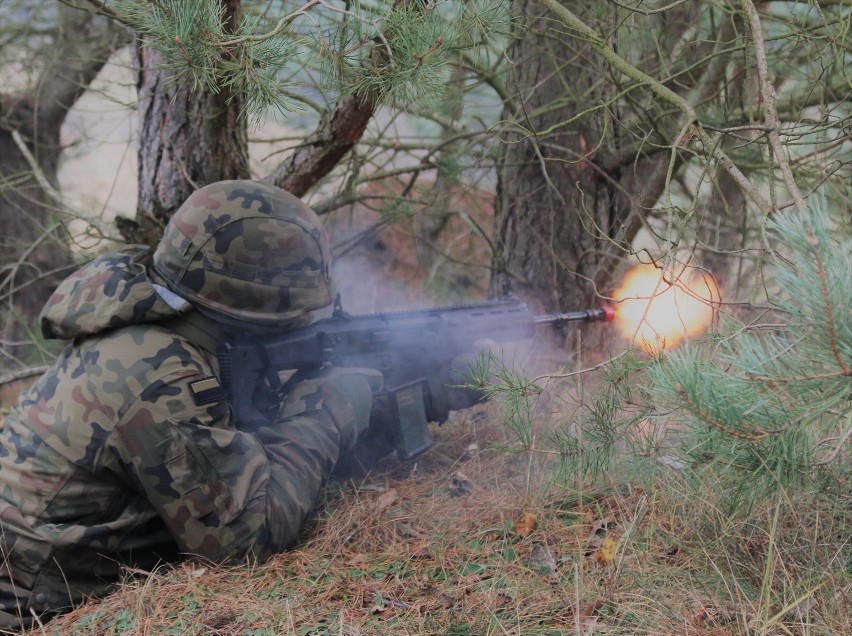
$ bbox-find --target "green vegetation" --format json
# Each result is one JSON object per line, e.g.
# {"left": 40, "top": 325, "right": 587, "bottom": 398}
{"left": 4, "top": 2, "right": 850, "bottom": 633}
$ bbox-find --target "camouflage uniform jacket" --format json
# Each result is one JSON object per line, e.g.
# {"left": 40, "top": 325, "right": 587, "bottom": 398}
{"left": 0, "top": 248, "right": 360, "bottom": 629}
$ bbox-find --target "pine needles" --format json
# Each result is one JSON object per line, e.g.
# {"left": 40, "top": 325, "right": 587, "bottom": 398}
{"left": 114, "top": 0, "right": 511, "bottom": 123}
{"left": 116, "top": 0, "right": 302, "bottom": 124}
{"left": 646, "top": 201, "right": 851, "bottom": 491}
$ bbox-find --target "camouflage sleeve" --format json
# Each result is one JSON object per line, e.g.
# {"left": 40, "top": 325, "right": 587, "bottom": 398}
{"left": 110, "top": 370, "right": 372, "bottom": 563}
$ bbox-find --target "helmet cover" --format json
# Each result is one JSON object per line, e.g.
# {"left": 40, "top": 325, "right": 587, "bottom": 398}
{"left": 153, "top": 180, "right": 333, "bottom": 326}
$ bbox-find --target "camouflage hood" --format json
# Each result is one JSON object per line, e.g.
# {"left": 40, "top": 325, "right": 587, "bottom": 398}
{"left": 40, "top": 246, "right": 192, "bottom": 340}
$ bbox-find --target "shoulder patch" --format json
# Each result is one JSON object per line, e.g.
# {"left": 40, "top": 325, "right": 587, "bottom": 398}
{"left": 189, "top": 376, "right": 226, "bottom": 405}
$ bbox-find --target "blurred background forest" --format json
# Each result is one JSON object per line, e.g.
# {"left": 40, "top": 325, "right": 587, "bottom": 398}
{"left": 0, "top": 1, "right": 850, "bottom": 634}
{"left": 2, "top": 0, "right": 848, "bottom": 357}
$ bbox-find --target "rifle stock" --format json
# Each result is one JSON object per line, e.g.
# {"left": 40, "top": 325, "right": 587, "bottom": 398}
{"left": 218, "top": 299, "right": 613, "bottom": 460}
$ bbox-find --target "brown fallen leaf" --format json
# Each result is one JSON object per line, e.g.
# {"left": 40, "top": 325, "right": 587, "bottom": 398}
{"left": 395, "top": 522, "right": 422, "bottom": 539}
{"left": 409, "top": 541, "right": 432, "bottom": 559}
{"left": 528, "top": 543, "right": 557, "bottom": 575}
{"left": 593, "top": 536, "right": 618, "bottom": 566}
{"left": 590, "top": 514, "right": 616, "bottom": 536}
{"left": 584, "top": 514, "right": 617, "bottom": 552}
{"left": 579, "top": 599, "right": 604, "bottom": 618}
{"left": 459, "top": 443, "right": 479, "bottom": 461}
{"left": 514, "top": 511, "right": 538, "bottom": 538}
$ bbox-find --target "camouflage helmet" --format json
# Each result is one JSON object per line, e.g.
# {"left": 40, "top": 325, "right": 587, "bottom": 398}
{"left": 152, "top": 180, "right": 334, "bottom": 326}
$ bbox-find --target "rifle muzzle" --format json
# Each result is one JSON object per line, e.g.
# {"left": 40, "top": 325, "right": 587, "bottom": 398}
{"left": 533, "top": 306, "right": 615, "bottom": 326}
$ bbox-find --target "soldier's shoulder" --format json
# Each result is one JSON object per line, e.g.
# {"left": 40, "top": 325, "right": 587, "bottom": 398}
{"left": 89, "top": 323, "right": 214, "bottom": 379}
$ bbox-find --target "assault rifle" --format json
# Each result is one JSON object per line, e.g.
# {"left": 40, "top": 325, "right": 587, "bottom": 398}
{"left": 218, "top": 298, "right": 614, "bottom": 461}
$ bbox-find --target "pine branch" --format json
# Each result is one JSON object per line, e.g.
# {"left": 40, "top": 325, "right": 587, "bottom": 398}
{"left": 811, "top": 232, "right": 852, "bottom": 376}
{"left": 740, "top": 0, "right": 807, "bottom": 213}
{"left": 536, "top": 0, "right": 772, "bottom": 213}
{"left": 675, "top": 385, "right": 769, "bottom": 442}
{"left": 219, "top": 0, "right": 321, "bottom": 46}
{"left": 642, "top": 200, "right": 850, "bottom": 488}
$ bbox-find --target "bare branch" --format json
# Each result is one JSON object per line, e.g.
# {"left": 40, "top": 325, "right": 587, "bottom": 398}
{"left": 264, "top": 0, "right": 431, "bottom": 197}
{"left": 536, "top": 0, "right": 773, "bottom": 213}
{"left": 740, "top": 0, "right": 807, "bottom": 213}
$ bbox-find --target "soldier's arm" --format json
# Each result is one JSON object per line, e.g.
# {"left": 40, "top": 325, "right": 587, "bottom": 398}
{"left": 109, "top": 370, "right": 370, "bottom": 562}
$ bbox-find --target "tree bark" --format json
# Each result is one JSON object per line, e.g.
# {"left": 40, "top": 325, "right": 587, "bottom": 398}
{"left": 123, "top": 0, "right": 250, "bottom": 246}
{"left": 264, "top": 93, "right": 375, "bottom": 198}
{"left": 492, "top": 1, "right": 633, "bottom": 312}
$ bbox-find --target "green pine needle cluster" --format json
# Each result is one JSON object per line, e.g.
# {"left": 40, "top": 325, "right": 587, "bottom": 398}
{"left": 358, "top": 4, "right": 453, "bottom": 109}
{"left": 646, "top": 201, "right": 851, "bottom": 488}
{"left": 321, "top": 0, "right": 509, "bottom": 111}
{"left": 115, "top": 0, "right": 510, "bottom": 122}
{"left": 457, "top": 350, "right": 541, "bottom": 450}
{"left": 115, "top": 0, "right": 301, "bottom": 122}
{"left": 548, "top": 353, "right": 651, "bottom": 480}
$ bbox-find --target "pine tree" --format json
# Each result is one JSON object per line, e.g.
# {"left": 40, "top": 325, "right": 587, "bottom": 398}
{"left": 114, "top": 0, "right": 509, "bottom": 122}
{"left": 645, "top": 202, "right": 851, "bottom": 491}
{"left": 478, "top": 201, "right": 850, "bottom": 499}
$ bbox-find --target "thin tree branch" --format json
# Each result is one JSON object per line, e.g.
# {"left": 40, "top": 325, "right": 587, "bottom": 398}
{"left": 536, "top": 0, "right": 772, "bottom": 213}
{"left": 220, "top": 0, "right": 322, "bottom": 46}
{"left": 740, "top": 0, "right": 807, "bottom": 213}
{"left": 264, "top": 0, "right": 429, "bottom": 196}
{"left": 10, "top": 132, "right": 64, "bottom": 205}
{"left": 676, "top": 386, "right": 769, "bottom": 442}
{"left": 0, "top": 366, "right": 51, "bottom": 387}
{"left": 35, "top": 5, "right": 130, "bottom": 130}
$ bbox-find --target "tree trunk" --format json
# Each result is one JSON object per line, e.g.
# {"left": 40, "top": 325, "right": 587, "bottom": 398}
{"left": 492, "top": 1, "right": 632, "bottom": 313}
{"left": 123, "top": 0, "right": 250, "bottom": 246}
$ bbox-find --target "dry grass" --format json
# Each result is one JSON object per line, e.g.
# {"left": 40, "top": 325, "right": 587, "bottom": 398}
{"left": 29, "top": 403, "right": 851, "bottom": 636}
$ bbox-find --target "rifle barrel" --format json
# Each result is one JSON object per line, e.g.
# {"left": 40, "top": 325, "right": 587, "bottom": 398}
{"left": 533, "top": 306, "right": 615, "bottom": 327}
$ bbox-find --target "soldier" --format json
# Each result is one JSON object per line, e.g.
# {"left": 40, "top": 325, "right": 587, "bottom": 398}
{"left": 0, "top": 180, "right": 383, "bottom": 630}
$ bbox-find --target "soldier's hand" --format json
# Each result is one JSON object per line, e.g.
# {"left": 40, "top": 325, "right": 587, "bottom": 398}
{"left": 310, "top": 367, "right": 383, "bottom": 450}
{"left": 425, "top": 340, "right": 500, "bottom": 423}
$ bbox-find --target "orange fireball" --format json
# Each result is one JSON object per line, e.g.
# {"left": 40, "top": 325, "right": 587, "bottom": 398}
{"left": 613, "top": 263, "right": 719, "bottom": 353}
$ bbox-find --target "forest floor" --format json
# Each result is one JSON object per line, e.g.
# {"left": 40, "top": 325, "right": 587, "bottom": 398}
{"left": 36, "top": 393, "right": 851, "bottom": 636}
